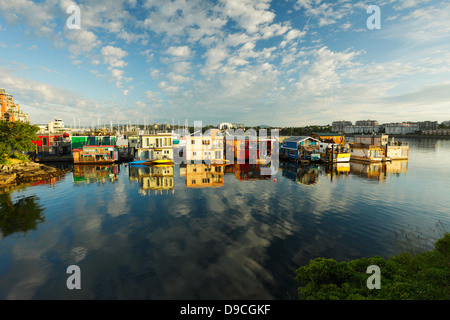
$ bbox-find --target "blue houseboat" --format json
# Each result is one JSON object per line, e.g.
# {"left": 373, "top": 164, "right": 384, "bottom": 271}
{"left": 280, "top": 136, "right": 321, "bottom": 163}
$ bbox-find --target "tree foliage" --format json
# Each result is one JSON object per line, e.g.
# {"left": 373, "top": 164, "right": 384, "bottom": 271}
{"left": 295, "top": 233, "right": 450, "bottom": 300}
{"left": 0, "top": 121, "right": 39, "bottom": 161}
{"left": 0, "top": 192, "right": 46, "bottom": 238}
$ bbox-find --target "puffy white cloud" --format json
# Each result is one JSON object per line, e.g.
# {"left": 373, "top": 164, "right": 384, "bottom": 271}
{"left": 165, "top": 46, "right": 192, "bottom": 59}
{"left": 101, "top": 45, "right": 128, "bottom": 68}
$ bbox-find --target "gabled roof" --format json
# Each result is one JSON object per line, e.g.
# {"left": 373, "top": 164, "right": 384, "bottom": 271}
{"left": 311, "top": 132, "right": 344, "bottom": 136}
{"left": 283, "top": 136, "right": 320, "bottom": 143}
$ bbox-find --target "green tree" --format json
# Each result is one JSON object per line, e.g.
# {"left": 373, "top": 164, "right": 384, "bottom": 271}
{"left": 0, "top": 121, "right": 39, "bottom": 161}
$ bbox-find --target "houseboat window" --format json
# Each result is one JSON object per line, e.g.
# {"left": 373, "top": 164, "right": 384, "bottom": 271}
{"left": 191, "top": 140, "right": 195, "bottom": 144}
{"left": 88, "top": 137, "right": 96, "bottom": 145}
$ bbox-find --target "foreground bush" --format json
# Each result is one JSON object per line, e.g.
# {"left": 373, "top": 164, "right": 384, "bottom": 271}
{"left": 295, "top": 233, "right": 450, "bottom": 300}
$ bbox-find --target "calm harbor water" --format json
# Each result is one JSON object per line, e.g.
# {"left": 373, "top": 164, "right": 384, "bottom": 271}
{"left": 0, "top": 137, "right": 449, "bottom": 299}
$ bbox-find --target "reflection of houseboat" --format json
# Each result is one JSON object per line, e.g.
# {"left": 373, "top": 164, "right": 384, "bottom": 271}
{"left": 349, "top": 160, "right": 408, "bottom": 182}
{"left": 318, "top": 142, "right": 351, "bottom": 163}
{"left": 181, "top": 163, "right": 225, "bottom": 188}
{"left": 280, "top": 161, "right": 319, "bottom": 185}
{"left": 73, "top": 145, "right": 119, "bottom": 164}
{"left": 72, "top": 164, "right": 119, "bottom": 184}
{"left": 129, "top": 165, "right": 174, "bottom": 195}
{"left": 233, "top": 163, "right": 271, "bottom": 181}
{"left": 280, "top": 136, "right": 321, "bottom": 163}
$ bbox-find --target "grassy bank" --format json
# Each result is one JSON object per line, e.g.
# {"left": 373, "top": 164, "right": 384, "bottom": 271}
{"left": 295, "top": 233, "right": 450, "bottom": 300}
{"left": 0, "top": 152, "right": 32, "bottom": 165}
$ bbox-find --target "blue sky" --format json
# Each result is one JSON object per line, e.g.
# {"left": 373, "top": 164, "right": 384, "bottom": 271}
{"left": 0, "top": 0, "right": 449, "bottom": 127}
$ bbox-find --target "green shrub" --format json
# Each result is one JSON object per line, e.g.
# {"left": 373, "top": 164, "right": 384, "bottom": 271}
{"left": 295, "top": 233, "right": 450, "bottom": 300}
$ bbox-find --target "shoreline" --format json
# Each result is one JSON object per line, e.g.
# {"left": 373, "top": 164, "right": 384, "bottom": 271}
{"left": 0, "top": 161, "right": 71, "bottom": 192}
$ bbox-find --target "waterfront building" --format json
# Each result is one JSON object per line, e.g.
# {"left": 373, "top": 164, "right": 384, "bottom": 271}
{"left": 185, "top": 129, "right": 224, "bottom": 164}
{"left": 73, "top": 145, "right": 119, "bottom": 164}
{"left": 71, "top": 136, "right": 117, "bottom": 150}
{"left": 317, "top": 142, "right": 351, "bottom": 163}
{"left": 354, "top": 134, "right": 389, "bottom": 146}
{"left": 384, "top": 122, "right": 419, "bottom": 135}
{"left": 310, "top": 132, "right": 345, "bottom": 145}
{"left": 349, "top": 143, "right": 386, "bottom": 163}
{"left": 32, "top": 133, "right": 72, "bottom": 156}
{"left": 280, "top": 136, "right": 321, "bottom": 162}
{"left": 418, "top": 121, "right": 438, "bottom": 131}
{"left": 0, "top": 88, "right": 29, "bottom": 123}
{"left": 351, "top": 134, "right": 409, "bottom": 161}
{"left": 135, "top": 133, "right": 174, "bottom": 162}
{"left": 422, "top": 129, "right": 450, "bottom": 136}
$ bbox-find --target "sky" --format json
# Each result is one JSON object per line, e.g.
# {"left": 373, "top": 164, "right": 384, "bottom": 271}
{"left": 0, "top": 0, "right": 449, "bottom": 127}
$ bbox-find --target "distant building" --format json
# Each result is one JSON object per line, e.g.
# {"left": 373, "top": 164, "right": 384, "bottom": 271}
{"left": 342, "top": 119, "right": 380, "bottom": 135}
{"left": 355, "top": 120, "right": 379, "bottom": 126}
{"left": 344, "top": 125, "right": 380, "bottom": 135}
{"left": 0, "top": 88, "right": 29, "bottom": 123}
{"left": 417, "top": 121, "right": 438, "bottom": 131}
{"left": 422, "top": 129, "right": 450, "bottom": 136}
{"left": 384, "top": 122, "right": 419, "bottom": 135}
{"left": 332, "top": 121, "right": 352, "bottom": 132}
{"left": 218, "top": 122, "right": 234, "bottom": 130}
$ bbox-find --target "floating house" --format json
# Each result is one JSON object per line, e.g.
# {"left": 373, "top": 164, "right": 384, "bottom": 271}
{"left": 280, "top": 136, "right": 321, "bottom": 163}
{"left": 73, "top": 145, "right": 119, "bottom": 164}
{"left": 351, "top": 134, "right": 409, "bottom": 161}
{"left": 135, "top": 133, "right": 174, "bottom": 163}
{"left": 32, "top": 133, "right": 71, "bottom": 156}
{"left": 185, "top": 129, "right": 225, "bottom": 164}
{"left": 348, "top": 143, "right": 386, "bottom": 163}
{"left": 310, "top": 133, "right": 345, "bottom": 145}
{"left": 318, "top": 142, "right": 351, "bottom": 163}
{"left": 71, "top": 136, "right": 117, "bottom": 150}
